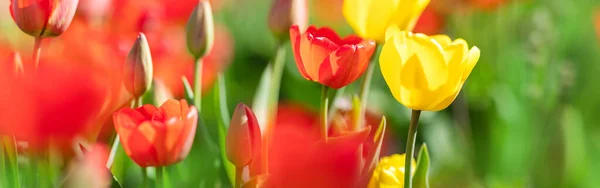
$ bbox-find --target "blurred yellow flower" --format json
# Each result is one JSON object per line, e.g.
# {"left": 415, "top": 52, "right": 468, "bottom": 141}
{"left": 343, "top": 0, "right": 430, "bottom": 42}
{"left": 368, "top": 154, "right": 416, "bottom": 188}
{"left": 379, "top": 25, "right": 480, "bottom": 111}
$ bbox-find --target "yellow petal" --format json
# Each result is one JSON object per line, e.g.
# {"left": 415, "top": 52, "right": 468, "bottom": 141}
{"left": 399, "top": 55, "right": 429, "bottom": 109}
{"left": 379, "top": 37, "right": 403, "bottom": 104}
{"left": 343, "top": 0, "right": 370, "bottom": 38}
{"left": 431, "top": 35, "right": 452, "bottom": 47}
{"left": 461, "top": 46, "right": 481, "bottom": 82}
{"left": 430, "top": 87, "right": 462, "bottom": 111}
{"left": 385, "top": 24, "right": 401, "bottom": 42}
{"left": 364, "top": 0, "right": 400, "bottom": 41}
{"left": 410, "top": 33, "right": 448, "bottom": 91}
{"left": 392, "top": 0, "right": 430, "bottom": 31}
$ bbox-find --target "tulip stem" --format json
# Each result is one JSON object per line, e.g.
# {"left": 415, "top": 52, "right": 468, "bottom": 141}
{"left": 320, "top": 85, "right": 330, "bottom": 142}
{"left": 235, "top": 165, "right": 243, "bottom": 188}
{"left": 140, "top": 167, "right": 148, "bottom": 188}
{"left": 32, "top": 37, "right": 42, "bottom": 70}
{"left": 404, "top": 110, "right": 421, "bottom": 188}
{"left": 156, "top": 167, "right": 164, "bottom": 188}
{"left": 194, "top": 59, "right": 203, "bottom": 114}
{"left": 4, "top": 137, "right": 20, "bottom": 188}
{"left": 358, "top": 45, "right": 378, "bottom": 129}
{"left": 263, "top": 44, "right": 287, "bottom": 174}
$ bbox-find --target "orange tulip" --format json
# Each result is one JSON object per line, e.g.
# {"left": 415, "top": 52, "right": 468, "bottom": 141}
{"left": 9, "top": 0, "right": 79, "bottom": 37}
{"left": 113, "top": 99, "right": 198, "bottom": 167}
{"left": 290, "top": 25, "right": 376, "bottom": 89}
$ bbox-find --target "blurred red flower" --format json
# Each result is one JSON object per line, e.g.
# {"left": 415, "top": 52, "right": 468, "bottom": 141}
{"left": 113, "top": 99, "right": 198, "bottom": 167}
{"left": 290, "top": 25, "right": 376, "bottom": 89}
{"left": 0, "top": 59, "right": 110, "bottom": 147}
{"left": 264, "top": 102, "right": 387, "bottom": 187}
{"left": 413, "top": 6, "right": 445, "bottom": 35}
{"left": 9, "top": 0, "right": 79, "bottom": 37}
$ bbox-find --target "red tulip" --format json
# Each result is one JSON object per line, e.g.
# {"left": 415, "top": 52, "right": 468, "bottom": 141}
{"left": 290, "top": 25, "right": 376, "bottom": 89}
{"left": 226, "top": 103, "right": 262, "bottom": 174}
{"left": 413, "top": 6, "right": 445, "bottom": 35}
{"left": 113, "top": 99, "right": 198, "bottom": 167}
{"left": 9, "top": 0, "right": 79, "bottom": 37}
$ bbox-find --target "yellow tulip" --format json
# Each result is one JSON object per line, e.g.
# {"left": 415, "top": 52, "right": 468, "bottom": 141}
{"left": 368, "top": 154, "right": 416, "bottom": 188}
{"left": 343, "top": 0, "right": 430, "bottom": 42}
{"left": 379, "top": 25, "right": 480, "bottom": 111}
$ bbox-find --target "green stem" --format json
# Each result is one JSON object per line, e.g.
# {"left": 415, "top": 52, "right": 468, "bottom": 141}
{"left": 32, "top": 37, "right": 42, "bottom": 70}
{"left": 263, "top": 44, "right": 286, "bottom": 173}
{"left": 320, "top": 85, "right": 330, "bottom": 141}
{"left": 156, "top": 167, "right": 164, "bottom": 188}
{"left": 358, "top": 59, "right": 376, "bottom": 129}
{"left": 140, "top": 167, "right": 148, "bottom": 188}
{"left": 235, "top": 166, "right": 243, "bottom": 188}
{"left": 4, "top": 137, "right": 20, "bottom": 188}
{"left": 194, "top": 59, "right": 203, "bottom": 114}
{"left": 404, "top": 110, "right": 421, "bottom": 188}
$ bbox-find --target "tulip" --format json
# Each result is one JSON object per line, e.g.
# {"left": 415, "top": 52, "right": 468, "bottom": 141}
{"left": 125, "top": 33, "right": 153, "bottom": 99}
{"left": 268, "top": 0, "right": 308, "bottom": 42}
{"left": 343, "top": 0, "right": 429, "bottom": 42}
{"left": 289, "top": 25, "right": 376, "bottom": 89}
{"left": 9, "top": 0, "right": 79, "bottom": 37}
{"left": 112, "top": 99, "right": 198, "bottom": 167}
{"left": 226, "top": 103, "right": 262, "bottom": 170}
{"left": 379, "top": 25, "right": 480, "bottom": 111}
{"left": 186, "top": 0, "right": 215, "bottom": 60}
{"left": 368, "top": 154, "right": 416, "bottom": 188}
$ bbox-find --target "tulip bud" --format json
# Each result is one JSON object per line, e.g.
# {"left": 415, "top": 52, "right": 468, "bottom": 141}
{"left": 226, "top": 103, "right": 262, "bottom": 167}
{"left": 186, "top": 0, "right": 215, "bottom": 60}
{"left": 268, "top": 0, "right": 308, "bottom": 42}
{"left": 10, "top": 0, "right": 79, "bottom": 37}
{"left": 124, "top": 33, "right": 153, "bottom": 98}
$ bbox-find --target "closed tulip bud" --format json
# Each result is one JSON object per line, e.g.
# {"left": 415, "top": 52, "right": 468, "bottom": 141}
{"left": 10, "top": 0, "right": 79, "bottom": 37}
{"left": 125, "top": 33, "right": 153, "bottom": 98}
{"left": 226, "top": 103, "right": 262, "bottom": 167}
{"left": 368, "top": 154, "right": 416, "bottom": 188}
{"left": 268, "top": 0, "right": 307, "bottom": 42}
{"left": 186, "top": 0, "right": 214, "bottom": 60}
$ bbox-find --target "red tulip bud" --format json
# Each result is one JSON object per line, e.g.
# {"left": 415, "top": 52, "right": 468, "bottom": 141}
{"left": 10, "top": 0, "right": 79, "bottom": 37}
{"left": 125, "top": 33, "right": 153, "bottom": 98}
{"left": 226, "top": 103, "right": 262, "bottom": 168}
{"left": 268, "top": 0, "right": 308, "bottom": 42}
{"left": 186, "top": 0, "right": 215, "bottom": 60}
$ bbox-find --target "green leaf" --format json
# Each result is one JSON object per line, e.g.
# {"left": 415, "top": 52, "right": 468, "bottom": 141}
{"left": 251, "top": 64, "right": 272, "bottom": 129}
{"left": 111, "top": 174, "right": 123, "bottom": 188}
{"left": 413, "top": 144, "right": 430, "bottom": 188}
{"left": 182, "top": 76, "right": 195, "bottom": 105}
{"left": 213, "top": 73, "right": 236, "bottom": 185}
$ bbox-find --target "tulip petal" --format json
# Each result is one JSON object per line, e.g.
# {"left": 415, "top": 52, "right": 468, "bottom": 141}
{"left": 290, "top": 25, "right": 311, "bottom": 80}
{"left": 176, "top": 106, "right": 197, "bottom": 162}
{"left": 461, "top": 46, "right": 481, "bottom": 82}
{"left": 11, "top": 0, "right": 51, "bottom": 36}
{"left": 160, "top": 99, "right": 182, "bottom": 118}
{"left": 432, "top": 35, "right": 452, "bottom": 47}
{"left": 408, "top": 33, "right": 448, "bottom": 91}
{"left": 299, "top": 27, "right": 340, "bottom": 80}
{"left": 342, "top": 0, "right": 369, "bottom": 39}
{"left": 430, "top": 87, "right": 462, "bottom": 111}
{"left": 44, "top": 0, "right": 78, "bottom": 37}
{"left": 393, "top": 0, "right": 430, "bottom": 31}
{"left": 385, "top": 24, "right": 402, "bottom": 42}
{"left": 399, "top": 55, "right": 430, "bottom": 109}
{"left": 379, "top": 37, "right": 403, "bottom": 103}
{"left": 364, "top": 0, "right": 399, "bottom": 41}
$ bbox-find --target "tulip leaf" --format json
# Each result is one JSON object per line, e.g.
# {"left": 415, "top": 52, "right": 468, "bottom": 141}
{"left": 251, "top": 64, "right": 272, "bottom": 131}
{"left": 413, "top": 144, "right": 430, "bottom": 188}
{"left": 111, "top": 174, "right": 123, "bottom": 188}
{"left": 213, "top": 73, "right": 236, "bottom": 185}
{"left": 182, "top": 76, "right": 195, "bottom": 105}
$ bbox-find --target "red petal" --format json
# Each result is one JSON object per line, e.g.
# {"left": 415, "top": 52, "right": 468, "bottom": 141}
{"left": 290, "top": 25, "right": 312, "bottom": 80}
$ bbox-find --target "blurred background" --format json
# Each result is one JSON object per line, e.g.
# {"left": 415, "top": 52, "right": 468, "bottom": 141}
{"left": 1, "top": 0, "right": 600, "bottom": 187}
